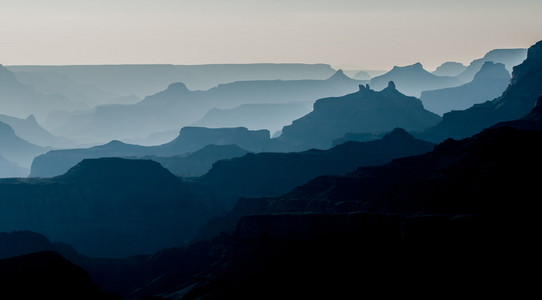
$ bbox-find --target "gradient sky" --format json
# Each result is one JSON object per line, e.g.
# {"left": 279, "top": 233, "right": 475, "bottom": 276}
{"left": 1, "top": 0, "right": 541, "bottom": 71}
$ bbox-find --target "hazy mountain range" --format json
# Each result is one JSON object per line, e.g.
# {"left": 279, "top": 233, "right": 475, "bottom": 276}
{"left": 421, "top": 40, "right": 542, "bottom": 142}
{"left": 42, "top": 70, "right": 363, "bottom": 144}
{"left": 30, "top": 126, "right": 270, "bottom": 178}
{"left": 7, "top": 63, "right": 338, "bottom": 99}
{"left": 421, "top": 61, "right": 511, "bottom": 115}
{"left": 1, "top": 38, "right": 541, "bottom": 300}
{"left": 0, "top": 65, "right": 88, "bottom": 121}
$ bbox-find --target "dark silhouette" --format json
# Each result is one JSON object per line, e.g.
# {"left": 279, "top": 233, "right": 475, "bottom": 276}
{"left": 197, "top": 128, "right": 435, "bottom": 213}
{"left": 421, "top": 61, "right": 511, "bottom": 115}
{"left": 0, "top": 251, "right": 119, "bottom": 299}
{"left": 1, "top": 158, "right": 217, "bottom": 257}
{"left": 151, "top": 144, "right": 250, "bottom": 177}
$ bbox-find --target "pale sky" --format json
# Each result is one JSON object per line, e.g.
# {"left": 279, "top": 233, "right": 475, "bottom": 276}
{"left": 1, "top": 0, "right": 541, "bottom": 71}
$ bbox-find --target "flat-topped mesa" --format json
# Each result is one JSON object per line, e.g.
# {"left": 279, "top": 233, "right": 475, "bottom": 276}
{"left": 392, "top": 62, "right": 424, "bottom": 71}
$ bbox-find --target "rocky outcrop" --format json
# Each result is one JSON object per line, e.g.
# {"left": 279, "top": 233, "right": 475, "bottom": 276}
{"left": 276, "top": 82, "right": 441, "bottom": 151}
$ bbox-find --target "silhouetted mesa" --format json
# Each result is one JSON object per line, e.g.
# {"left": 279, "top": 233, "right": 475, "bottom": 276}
{"left": 276, "top": 82, "right": 440, "bottom": 151}
{"left": 2, "top": 158, "right": 216, "bottom": 257}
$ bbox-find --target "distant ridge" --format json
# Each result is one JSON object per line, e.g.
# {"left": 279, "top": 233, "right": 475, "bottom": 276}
{"left": 457, "top": 48, "right": 527, "bottom": 82}
{"left": 421, "top": 61, "right": 511, "bottom": 116}
{"left": 370, "top": 62, "right": 462, "bottom": 97}
{"left": 0, "top": 121, "right": 48, "bottom": 169}
{"left": 48, "top": 69, "right": 362, "bottom": 144}
{"left": 432, "top": 62, "right": 467, "bottom": 77}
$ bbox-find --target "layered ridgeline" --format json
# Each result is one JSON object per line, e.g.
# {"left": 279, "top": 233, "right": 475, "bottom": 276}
{"left": 30, "top": 126, "right": 270, "bottom": 178}
{"left": 46, "top": 103, "right": 542, "bottom": 299}
{"left": 275, "top": 82, "right": 441, "bottom": 151}
{"left": 369, "top": 63, "right": 463, "bottom": 97}
{"left": 192, "top": 102, "right": 313, "bottom": 135}
{"left": 3, "top": 100, "right": 541, "bottom": 300}
{"left": 421, "top": 40, "right": 542, "bottom": 142}
{"left": 0, "top": 114, "right": 74, "bottom": 148}
{"left": 0, "top": 158, "right": 217, "bottom": 258}
{"left": 8, "top": 63, "right": 337, "bottom": 98}
{"left": 432, "top": 62, "right": 467, "bottom": 77}
{"left": 151, "top": 144, "right": 250, "bottom": 178}
{"left": 198, "top": 128, "right": 435, "bottom": 209}
{"left": 177, "top": 111, "right": 542, "bottom": 300}
{"left": 456, "top": 48, "right": 527, "bottom": 83}
{"left": 0, "top": 65, "right": 88, "bottom": 121}
{"left": 421, "top": 62, "right": 511, "bottom": 116}
{"left": 0, "top": 121, "right": 48, "bottom": 171}
{"left": 45, "top": 70, "right": 362, "bottom": 145}
{"left": 0, "top": 155, "right": 28, "bottom": 178}
{"left": 10, "top": 70, "right": 123, "bottom": 107}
